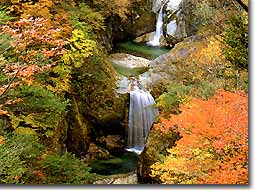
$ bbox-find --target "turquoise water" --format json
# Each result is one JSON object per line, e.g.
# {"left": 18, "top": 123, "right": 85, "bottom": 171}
{"left": 114, "top": 41, "right": 170, "bottom": 59}
{"left": 111, "top": 62, "right": 149, "bottom": 77}
{"left": 89, "top": 151, "right": 138, "bottom": 175}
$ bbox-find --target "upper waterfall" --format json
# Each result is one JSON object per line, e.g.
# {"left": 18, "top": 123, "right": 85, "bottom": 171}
{"left": 126, "top": 79, "right": 159, "bottom": 155}
{"left": 147, "top": 4, "right": 164, "bottom": 47}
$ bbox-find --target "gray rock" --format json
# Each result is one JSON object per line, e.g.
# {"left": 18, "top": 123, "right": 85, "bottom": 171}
{"left": 93, "top": 172, "right": 137, "bottom": 184}
{"left": 110, "top": 53, "right": 150, "bottom": 69}
{"left": 139, "top": 35, "right": 202, "bottom": 90}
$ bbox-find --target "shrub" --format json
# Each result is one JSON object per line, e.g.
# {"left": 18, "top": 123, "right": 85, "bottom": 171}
{"left": 152, "top": 89, "right": 248, "bottom": 184}
{"left": 223, "top": 14, "right": 248, "bottom": 69}
{"left": 0, "top": 129, "right": 45, "bottom": 184}
{"left": 40, "top": 152, "right": 93, "bottom": 184}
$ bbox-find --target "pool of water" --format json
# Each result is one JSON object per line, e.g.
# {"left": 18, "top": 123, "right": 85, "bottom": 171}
{"left": 114, "top": 41, "right": 170, "bottom": 60}
{"left": 111, "top": 62, "right": 149, "bottom": 77}
{"left": 89, "top": 151, "right": 139, "bottom": 176}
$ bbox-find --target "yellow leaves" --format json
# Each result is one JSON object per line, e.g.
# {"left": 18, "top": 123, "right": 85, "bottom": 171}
{"left": 0, "top": 136, "right": 4, "bottom": 145}
{"left": 65, "top": 29, "right": 98, "bottom": 68}
{"left": 14, "top": 127, "right": 37, "bottom": 135}
{"left": 151, "top": 89, "right": 248, "bottom": 184}
{"left": 70, "top": 29, "right": 97, "bottom": 56}
{"left": 184, "top": 36, "right": 226, "bottom": 66}
{"left": 166, "top": 147, "right": 179, "bottom": 155}
{"left": 9, "top": 113, "right": 23, "bottom": 129}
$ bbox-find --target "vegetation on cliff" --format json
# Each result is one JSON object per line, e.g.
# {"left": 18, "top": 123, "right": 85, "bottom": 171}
{"left": 0, "top": 0, "right": 248, "bottom": 184}
{"left": 141, "top": 0, "right": 248, "bottom": 184}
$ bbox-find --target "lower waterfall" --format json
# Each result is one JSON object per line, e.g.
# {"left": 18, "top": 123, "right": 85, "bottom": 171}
{"left": 126, "top": 80, "right": 159, "bottom": 155}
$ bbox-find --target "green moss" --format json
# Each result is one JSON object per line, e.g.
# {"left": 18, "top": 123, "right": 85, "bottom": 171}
{"left": 65, "top": 96, "right": 90, "bottom": 157}
{"left": 73, "top": 54, "right": 127, "bottom": 126}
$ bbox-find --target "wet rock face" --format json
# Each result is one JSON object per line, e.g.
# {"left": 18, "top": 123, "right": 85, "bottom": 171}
{"left": 96, "top": 135, "right": 126, "bottom": 154}
{"left": 85, "top": 143, "right": 112, "bottom": 161}
{"left": 101, "top": 0, "right": 156, "bottom": 49}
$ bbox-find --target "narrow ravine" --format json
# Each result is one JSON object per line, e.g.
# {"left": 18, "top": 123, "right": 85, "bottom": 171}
{"left": 88, "top": 41, "right": 168, "bottom": 183}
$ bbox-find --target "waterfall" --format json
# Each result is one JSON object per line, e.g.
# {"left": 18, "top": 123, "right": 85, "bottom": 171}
{"left": 126, "top": 83, "right": 159, "bottom": 155}
{"left": 147, "top": 4, "right": 164, "bottom": 46}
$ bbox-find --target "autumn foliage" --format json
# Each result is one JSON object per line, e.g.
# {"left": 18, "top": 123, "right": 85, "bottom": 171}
{"left": 152, "top": 89, "right": 248, "bottom": 184}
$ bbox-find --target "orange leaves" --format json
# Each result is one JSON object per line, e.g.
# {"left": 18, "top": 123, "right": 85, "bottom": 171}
{"left": 2, "top": 17, "right": 69, "bottom": 65}
{"left": 33, "top": 170, "right": 46, "bottom": 181}
{"left": 152, "top": 89, "right": 248, "bottom": 184}
{"left": 0, "top": 16, "right": 69, "bottom": 93}
{"left": 156, "top": 89, "right": 248, "bottom": 151}
{"left": 0, "top": 136, "right": 4, "bottom": 144}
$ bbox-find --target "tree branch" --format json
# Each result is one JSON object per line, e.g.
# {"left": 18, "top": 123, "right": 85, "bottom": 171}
{"left": 235, "top": 0, "right": 248, "bottom": 12}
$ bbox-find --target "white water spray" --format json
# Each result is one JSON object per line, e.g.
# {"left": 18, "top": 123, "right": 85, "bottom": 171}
{"left": 147, "top": 5, "right": 164, "bottom": 46}
{"left": 126, "top": 80, "right": 159, "bottom": 155}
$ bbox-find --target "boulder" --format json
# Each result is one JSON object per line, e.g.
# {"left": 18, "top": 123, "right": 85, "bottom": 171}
{"left": 134, "top": 32, "right": 155, "bottom": 44}
{"left": 103, "top": 0, "right": 156, "bottom": 47}
{"left": 96, "top": 135, "right": 125, "bottom": 154}
{"left": 93, "top": 172, "right": 137, "bottom": 184}
{"left": 85, "top": 143, "right": 112, "bottom": 161}
{"left": 163, "top": 0, "right": 187, "bottom": 45}
{"left": 151, "top": 0, "right": 163, "bottom": 13}
{"left": 137, "top": 128, "right": 180, "bottom": 183}
{"left": 110, "top": 53, "right": 150, "bottom": 68}
{"left": 139, "top": 35, "right": 203, "bottom": 91}
{"left": 134, "top": 33, "right": 168, "bottom": 47}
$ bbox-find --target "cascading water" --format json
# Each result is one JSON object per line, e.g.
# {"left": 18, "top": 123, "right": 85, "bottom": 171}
{"left": 147, "top": 4, "right": 164, "bottom": 47}
{"left": 126, "top": 80, "right": 159, "bottom": 155}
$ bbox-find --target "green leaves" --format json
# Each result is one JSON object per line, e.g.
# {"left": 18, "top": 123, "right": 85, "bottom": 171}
{"left": 70, "top": 3, "right": 105, "bottom": 34}
{"left": 156, "top": 83, "right": 192, "bottom": 113}
{"left": 0, "top": 6, "right": 13, "bottom": 25}
{"left": 6, "top": 85, "right": 68, "bottom": 137}
{"left": 40, "top": 152, "right": 93, "bottom": 184}
{"left": 223, "top": 14, "right": 248, "bottom": 69}
{"left": 0, "top": 132, "right": 44, "bottom": 184}
{"left": 63, "top": 29, "right": 97, "bottom": 68}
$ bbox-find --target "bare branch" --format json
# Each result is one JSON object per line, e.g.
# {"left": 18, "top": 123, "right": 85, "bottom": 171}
{"left": 235, "top": 0, "right": 248, "bottom": 12}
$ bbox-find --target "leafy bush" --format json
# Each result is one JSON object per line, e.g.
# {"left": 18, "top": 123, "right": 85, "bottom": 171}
{"left": 0, "top": 6, "right": 12, "bottom": 25}
{"left": 0, "top": 129, "right": 45, "bottom": 184}
{"left": 0, "top": 143, "right": 26, "bottom": 184}
{"left": 193, "top": 1, "right": 215, "bottom": 30}
{"left": 40, "top": 152, "right": 93, "bottom": 184}
{"left": 5, "top": 85, "right": 68, "bottom": 137}
{"left": 152, "top": 90, "right": 248, "bottom": 184}
{"left": 156, "top": 83, "right": 192, "bottom": 114}
{"left": 223, "top": 14, "right": 248, "bottom": 69}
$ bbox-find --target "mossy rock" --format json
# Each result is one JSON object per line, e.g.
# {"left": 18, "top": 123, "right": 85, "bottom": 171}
{"left": 137, "top": 127, "right": 180, "bottom": 184}
{"left": 65, "top": 96, "right": 91, "bottom": 157}
{"left": 73, "top": 54, "right": 128, "bottom": 136}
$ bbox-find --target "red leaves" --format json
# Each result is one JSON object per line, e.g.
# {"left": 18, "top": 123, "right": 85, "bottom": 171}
{"left": 0, "top": 16, "right": 69, "bottom": 115}
{"left": 156, "top": 89, "right": 248, "bottom": 150}
{"left": 154, "top": 89, "right": 248, "bottom": 184}
{"left": 2, "top": 17, "right": 68, "bottom": 64}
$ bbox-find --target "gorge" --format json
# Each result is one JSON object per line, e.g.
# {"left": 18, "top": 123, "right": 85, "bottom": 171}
{"left": 0, "top": 0, "right": 248, "bottom": 185}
